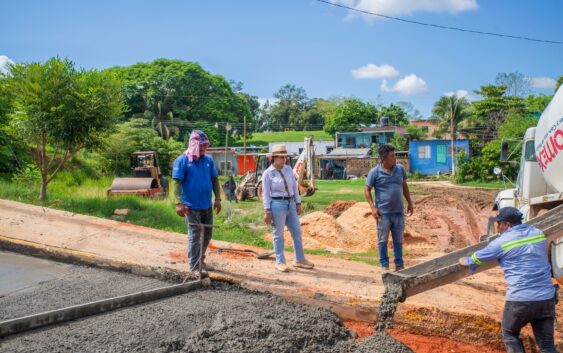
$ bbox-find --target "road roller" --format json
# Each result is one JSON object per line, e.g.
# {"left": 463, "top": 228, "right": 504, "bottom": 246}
{"left": 107, "top": 151, "right": 168, "bottom": 198}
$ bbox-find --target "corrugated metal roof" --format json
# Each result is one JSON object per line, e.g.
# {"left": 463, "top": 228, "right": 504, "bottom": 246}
{"left": 327, "top": 148, "right": 371, "bottom": 157}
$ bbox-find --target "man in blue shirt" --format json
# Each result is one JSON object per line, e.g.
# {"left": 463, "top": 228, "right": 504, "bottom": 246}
{"left": 364, "top": 143, "right": 413, "bottom": 273}
{"left": 459, "top": 207, "right": 557, "bottom": 353}
{"left": 172, "top": 130, "right": 221, "bottom": 275}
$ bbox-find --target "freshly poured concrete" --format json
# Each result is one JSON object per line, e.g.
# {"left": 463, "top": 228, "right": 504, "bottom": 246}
{"left": 0, "top": 252, "right": 414, "bottom": 353}
{"left": 0, "top": 251, "right": 166, "bottom": 321}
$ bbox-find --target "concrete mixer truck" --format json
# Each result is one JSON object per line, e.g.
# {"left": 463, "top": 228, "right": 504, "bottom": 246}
{"left": 381, "top": 88, "right": 563, "bottom": 302}
{"left": 493, "top": 85, "right": 563, "bottom": 221}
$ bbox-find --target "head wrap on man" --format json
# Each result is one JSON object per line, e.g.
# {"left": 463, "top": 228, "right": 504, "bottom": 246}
{"left": 185, "top": 130, "right": 210, "bottom": 162}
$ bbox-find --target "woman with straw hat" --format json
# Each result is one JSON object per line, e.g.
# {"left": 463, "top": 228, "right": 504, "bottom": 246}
{"left": 262, "top": 144, "right": 314, "bottom": 272}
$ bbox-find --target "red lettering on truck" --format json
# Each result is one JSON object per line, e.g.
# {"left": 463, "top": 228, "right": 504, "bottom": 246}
{"left": 538, "top": 128, "right": 563, "bottom": 172}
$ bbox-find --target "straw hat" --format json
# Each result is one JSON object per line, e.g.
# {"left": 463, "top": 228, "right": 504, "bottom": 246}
{"left": 271, "top": 144, "right": 288, "bottom": 156}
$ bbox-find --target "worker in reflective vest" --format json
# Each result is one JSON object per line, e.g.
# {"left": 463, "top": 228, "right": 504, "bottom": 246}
{"left": 459, "top": 207, "right": 557, "bottom": 353}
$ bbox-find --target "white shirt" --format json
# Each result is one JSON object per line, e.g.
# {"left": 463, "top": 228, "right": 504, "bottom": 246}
{"left": 262, "top": 164, "right": 301, "bottom": 210}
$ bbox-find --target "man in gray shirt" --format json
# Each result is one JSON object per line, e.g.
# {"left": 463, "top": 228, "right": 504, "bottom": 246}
{"left": 364, "top": 143, "right": 413, "bottom": 273}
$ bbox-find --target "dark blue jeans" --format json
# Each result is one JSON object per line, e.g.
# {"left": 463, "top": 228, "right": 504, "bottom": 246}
{"left": 185, "top": 208, "right": 213, "bottom": 271}
{"left": 502, "top": 297, "right": 557, "bottom": 353}
{"left": 377, "top": 212, "right": 404, "bottom": 268}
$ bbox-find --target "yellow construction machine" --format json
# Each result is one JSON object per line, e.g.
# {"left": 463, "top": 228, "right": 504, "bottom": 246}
{"left": 107, "top": 151, "right": 168, "bottom": 198}
{"left": 236, "top": 137, "right": 317, "bottom": 201}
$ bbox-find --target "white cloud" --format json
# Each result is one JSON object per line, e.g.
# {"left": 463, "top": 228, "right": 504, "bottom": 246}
{"left": 444, "top": 89, "right": 474, "bottom": 101}
{"left": 257, "top": 98, "right": 279, "bottom": 107}
{"left": 0, "top": 55, "right": 15, "bottom": 74}
{"left": 352, "top": 64, "right": 399, "bottom": 79}
{"left": 332, "top": 0, "right": 478, "bottom": 22}
{"left": 530, "top": 77, "right": 556, "bottom": 90}
{"left": 381, "top": 74, "right": 428, "bottom": 95}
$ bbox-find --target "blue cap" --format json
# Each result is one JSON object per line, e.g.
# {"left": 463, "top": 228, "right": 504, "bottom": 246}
{"left": 492, "top": 207, "right": 523, "bottom": 224}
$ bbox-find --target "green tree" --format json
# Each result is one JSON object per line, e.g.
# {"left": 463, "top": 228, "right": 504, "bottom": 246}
{"left": 432, "top": 95, "right": 471, "bottom": 176}
{"left": 7, "top": 57, "right": 124, "bottom": 201}
{"left": 405, "top": 125, "right": 428, "bottom": 140}
{"left": 100, "top": 118, "right": 184, "bottom": 175}
{"left": 107, "top": 59, "right": 252, "bottom": 141}
{"left": 269, "top": 84, "right": 310, "bottom": 130}
{"left": 324, "top": 98, "right": 377, "bottom": 136}
{"left": 556, "top": 76, "right": 563, "bottom": 91}
{"left": 471, "top": 85, "right": 526, "bottom": 143}
{"left": 390, "top": 132, "right": 408, "bottom": 151}
{"left": 298, "top": 98, "right": 337, "bottom": 130}
{"left": 378, "top": 104, "right": 409, "bottom": 126}
{"left": 495, "top": 72, "right": 531, "bottom": 98}
{"left": 524, "top": 94, "right": 552, "bottom": 114}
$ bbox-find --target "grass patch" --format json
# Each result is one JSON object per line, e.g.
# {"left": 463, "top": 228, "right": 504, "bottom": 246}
{"left": 0, "top": 174, "right": 393, "bottom": 266}
{"left": 455, "top": 180, "right": 504, "bottom": 189}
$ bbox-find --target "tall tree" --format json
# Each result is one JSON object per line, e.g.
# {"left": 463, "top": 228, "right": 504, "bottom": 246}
{"left": 7, "top": 58, "right": 124, "bottom": 201}
{"left": 471, "top": 85, "right": 526, "bottom": 143}
{"left": 269, "top": 84, "right": 310, "bottom": 130}
{"left": 378, "top": 104, "right": 409, "bottom": 126}
{"left": 432, "top": 95, "right": 471, "bottom": 176}
{"left": 324, "top": 98, "right": 377, "bottom": 135}
{"left": 107, "top": 59, "right": 252, "bottom": 141}
{"left": 495, "top": 72, "right": 531, "bottom": 98}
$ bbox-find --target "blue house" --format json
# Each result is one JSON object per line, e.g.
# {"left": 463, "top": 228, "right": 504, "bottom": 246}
{"left": 409, "top": 140, "right": 469, "bottom": 175}
{"left": 336, "top": 127, "right": 407, "bottom": 149}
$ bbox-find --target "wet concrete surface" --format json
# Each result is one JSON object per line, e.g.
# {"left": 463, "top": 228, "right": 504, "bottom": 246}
{"left": 0, "top": 251, "right": 414, "bottom": 353}
{"left": 0, "top": 251, "right": 168, "bottom": 320}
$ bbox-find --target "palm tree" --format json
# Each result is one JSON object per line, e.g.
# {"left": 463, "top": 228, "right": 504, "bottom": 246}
{"left": 432, "top": 95, "right": 470, "bottom": 176}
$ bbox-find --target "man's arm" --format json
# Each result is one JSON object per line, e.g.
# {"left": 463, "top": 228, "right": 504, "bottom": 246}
{"left": 212, "top": 177, "right": 221, "bottom": 214}
{"left": 364, "top": 186, "right": 380, "bottom": 220}
{"left": 459, "top": 241, "right": 503, "bottom": 273}
{"left": 402, "top": 180, "right": 414, "bottom": 216}
{"left": 173, "top": 179, "right": 185, "bottom": 217}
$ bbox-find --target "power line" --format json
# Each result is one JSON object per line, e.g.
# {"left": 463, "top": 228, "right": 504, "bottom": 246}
{"left": 316, "top": 0, "right": 563, "bottom": 45}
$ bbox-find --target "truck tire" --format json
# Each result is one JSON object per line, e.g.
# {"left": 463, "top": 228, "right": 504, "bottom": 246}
{"left": 551, "top": 239, "right": 563, "bottom": 284}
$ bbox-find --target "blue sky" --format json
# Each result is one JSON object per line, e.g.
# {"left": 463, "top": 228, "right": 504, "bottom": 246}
{"left": 2, "top": 0, "right": 562, "bottom": 117}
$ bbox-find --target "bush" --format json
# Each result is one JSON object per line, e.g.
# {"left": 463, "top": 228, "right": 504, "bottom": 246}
{"left": 11, "top": 163, "right": 41, "bottom": 187}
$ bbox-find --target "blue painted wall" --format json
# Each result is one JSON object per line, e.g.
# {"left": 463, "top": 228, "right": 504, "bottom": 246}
{"left": 409, "top": 140, "right": 469, "bottom": 175}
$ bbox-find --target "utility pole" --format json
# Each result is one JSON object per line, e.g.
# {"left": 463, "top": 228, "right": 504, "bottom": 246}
{"left": 450, "top": 105, "right": 456, "bottom": 177}
{"left": 243, "top": 115, "right": 247, "bottom": 174}
{"left": 224, "top": 122, "right": 232, "bottom": 176}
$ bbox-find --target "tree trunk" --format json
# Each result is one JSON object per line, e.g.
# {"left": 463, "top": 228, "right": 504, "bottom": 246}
{"left": 39, "top": 179, "right": 48, "bottom": 203}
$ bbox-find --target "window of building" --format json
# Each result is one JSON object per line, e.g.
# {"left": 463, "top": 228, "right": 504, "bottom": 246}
{"left": 326, "top": 147, "right": 334, "bottom": 154}
{"left": 418, "top": 145, "right": 431, "bottom": 159}
{"left": 219, "top": 161, "right": 232, "bottom": 173}
{"left": 447, "top": 146, "right": 466, "bottom": 156}
{"left": 345, "top": 136, "right": 355, "bottom": 147}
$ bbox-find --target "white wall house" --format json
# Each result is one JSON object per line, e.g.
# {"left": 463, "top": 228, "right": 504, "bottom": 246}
{"left": 268, "top": 141, "right": 335, "bottom": 156}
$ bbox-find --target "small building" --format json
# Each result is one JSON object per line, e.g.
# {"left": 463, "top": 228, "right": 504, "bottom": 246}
{"left": 409, "top": 140, "right": 470, "bottom": 175}
{"left": 206, "top": 149, "right": 237, "bottom": 176}
{"left": 268, "top": 140, "right": 335, "bottom": 156}
{"left": 409, "top": 119, "right": 439, "bottom": 139}
{"left": 336, "top": 127, "right": 407, "bottom": 149}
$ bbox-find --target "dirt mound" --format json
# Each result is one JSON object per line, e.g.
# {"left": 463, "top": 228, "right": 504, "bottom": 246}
{"left": 270, "top": 185, "right": 496, "bottom": 257}
{"left": 324, "top": 200, "right": 357, "bottom": 218}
